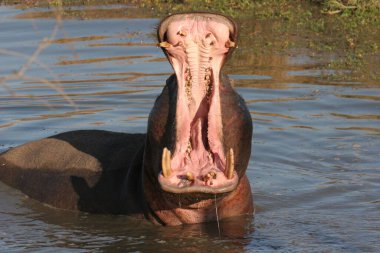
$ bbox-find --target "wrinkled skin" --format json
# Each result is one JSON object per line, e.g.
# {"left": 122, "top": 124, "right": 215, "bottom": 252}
{"left": 0, "top": 12, "right": 254, "bottom": 226}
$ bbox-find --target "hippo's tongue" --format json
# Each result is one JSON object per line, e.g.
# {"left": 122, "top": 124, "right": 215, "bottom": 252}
{"left": 157, "top": 13, "right": 238, "bottom": 194}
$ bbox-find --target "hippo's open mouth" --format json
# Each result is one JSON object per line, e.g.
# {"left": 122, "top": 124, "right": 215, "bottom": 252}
{"left": 157, "top": 13, "right": 238, "bottom": 194}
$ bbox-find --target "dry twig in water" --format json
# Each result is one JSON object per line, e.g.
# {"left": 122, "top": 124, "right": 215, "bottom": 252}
{"left": 0, "top": 0, "right": 75, "bottom": 107}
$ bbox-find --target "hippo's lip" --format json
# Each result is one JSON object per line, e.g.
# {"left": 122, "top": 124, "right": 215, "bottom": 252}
{"left": 157, "top": 13, "right": 238, "bottom": 194}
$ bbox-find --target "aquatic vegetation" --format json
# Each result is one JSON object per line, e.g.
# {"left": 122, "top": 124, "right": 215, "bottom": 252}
{"left": 319, "top": 0, "right": 380, "bottom": 14}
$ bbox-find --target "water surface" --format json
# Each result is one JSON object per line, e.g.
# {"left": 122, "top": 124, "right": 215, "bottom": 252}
{"left": 0, "top": 5, "right": 379, "bottom": 252}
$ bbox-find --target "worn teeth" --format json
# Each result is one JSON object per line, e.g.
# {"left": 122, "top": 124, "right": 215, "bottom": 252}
{"left": 185, "top": 68, "right": 192, "bottom": 102}
{"left": 186, "top": 140, "right": 192, "bottom": 155}
{"left": 162, "top": 147, "right": 172, "bottom": 177}
{"left": 204, "top": 68, "right": 212, "bottom": 101}
{"left": 158, "top": 41, "right": 172, "bottom": 48}
{"left": 225, "top": 148, "right": 235, "bottom": 179}
{"left": 186, "top": 172, "right": 194, "bottom": 181}
{"left": 203, "top": 171, "right": 216, "bottom": 186}
{"left": 225, "top": 40, "right": 236, "bottom": 48}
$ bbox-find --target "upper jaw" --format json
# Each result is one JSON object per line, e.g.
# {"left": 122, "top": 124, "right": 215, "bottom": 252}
{"left": 157, "top": 12, "right": 238, "bottom": 62}
{"left": 157, "top": 13, "right": 239, "bottom": 194}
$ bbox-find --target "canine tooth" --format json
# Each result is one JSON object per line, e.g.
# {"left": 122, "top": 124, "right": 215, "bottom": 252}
{"left": 162, "top": 147, "right": 172, "bottom": 177}
{"left": 225, "top": 40, "right": 236, "bottom": 48}
{"left": 225, "top": 148, "right": 235, "bottom": 179}
{"left": 158, "top": 41, "right": 172, "bottom": 48}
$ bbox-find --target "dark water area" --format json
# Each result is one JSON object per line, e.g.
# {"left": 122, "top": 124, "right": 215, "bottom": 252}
{"left": 0, "top": 4, "right": 379, "bottom": 252}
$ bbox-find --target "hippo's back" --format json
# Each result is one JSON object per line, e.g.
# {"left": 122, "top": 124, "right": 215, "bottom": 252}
{"left": 0, "top": 130, "right": 145, "bottom": 213}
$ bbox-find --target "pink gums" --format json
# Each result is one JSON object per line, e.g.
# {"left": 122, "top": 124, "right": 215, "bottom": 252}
{"left": 158, "top": 15, "right": 237, "bottom": 192}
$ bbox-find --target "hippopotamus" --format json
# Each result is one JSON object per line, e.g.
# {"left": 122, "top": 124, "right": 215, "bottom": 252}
{"left": 0, "top": 12, "right": 253, "bottom": 226}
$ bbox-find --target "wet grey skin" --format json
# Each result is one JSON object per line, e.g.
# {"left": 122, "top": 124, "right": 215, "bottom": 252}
{"left": 0, "top": 12, "right": 254, "bottom": 226}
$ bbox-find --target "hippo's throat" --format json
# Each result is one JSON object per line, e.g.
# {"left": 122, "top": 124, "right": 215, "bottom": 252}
{"left": 157, "top": 13, "right": 238, "bottom": 194}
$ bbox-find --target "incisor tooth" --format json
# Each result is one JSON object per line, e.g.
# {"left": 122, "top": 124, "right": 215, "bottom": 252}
{"left": 162, "top": 147, "right": 172, "bottom": 177}
{"left": 225, "top": 148, "right": 235, "bottom": 179}
{"left": 158, "top": 41, "right": 172, "bottom": 48}
{"left": 225, "top": 40, "right": 236, "bottom": 48}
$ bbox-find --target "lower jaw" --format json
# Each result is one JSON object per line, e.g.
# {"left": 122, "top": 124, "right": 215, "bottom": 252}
{"left": 159, "top": 141, "right": 239, "bottom": 194}
{"left": 158, "top": 172, "right": 239, "bottom": 194}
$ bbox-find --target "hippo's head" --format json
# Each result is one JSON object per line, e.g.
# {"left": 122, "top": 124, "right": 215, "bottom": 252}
{"left": 143, "top": 12, "right": 252, "bottom": 208}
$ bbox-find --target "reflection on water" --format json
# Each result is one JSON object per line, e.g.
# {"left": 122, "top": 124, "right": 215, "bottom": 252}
{"left": 0, "top": 4, "right": 380, "bottom": 253}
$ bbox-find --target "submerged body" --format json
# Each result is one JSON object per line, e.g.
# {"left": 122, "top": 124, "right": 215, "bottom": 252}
{"left": 0, "top": 12, "right": 253, "bottom": 226}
